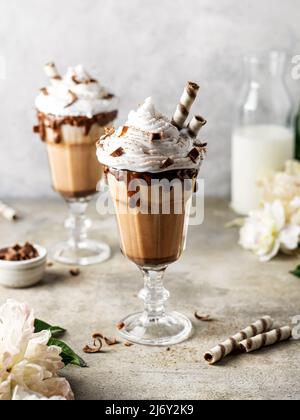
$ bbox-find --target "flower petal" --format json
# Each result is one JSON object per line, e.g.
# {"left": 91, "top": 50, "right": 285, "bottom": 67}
{"left": 280, "top": 224, "right": 300, "bottom": 252}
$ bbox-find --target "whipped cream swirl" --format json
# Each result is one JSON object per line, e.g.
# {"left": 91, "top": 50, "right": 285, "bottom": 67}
{"left": 35, "top": 65, "right": 118, "bottom": 118}
{"left": 97, "top": 97, "right": 205, "bottom": 173}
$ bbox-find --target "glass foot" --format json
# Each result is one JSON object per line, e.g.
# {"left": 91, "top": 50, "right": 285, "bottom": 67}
{"left": 51, "top": 239, "right": 111, "bottom": 266}
{"left": 118, "top": 311, "right": 192, "bottom": 346}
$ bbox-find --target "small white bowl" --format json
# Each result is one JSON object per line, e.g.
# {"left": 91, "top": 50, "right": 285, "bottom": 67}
{"left": 0, "top": 245, "right": 47, "bottom": 289}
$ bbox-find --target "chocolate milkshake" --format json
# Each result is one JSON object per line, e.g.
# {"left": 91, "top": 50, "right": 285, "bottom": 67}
{"left": 97, "top": 85, "right": 207, "bottom": 346}
{"left": 97, "top": 96, "right": 206, "bottom": 268}
{"left": 34, "top": 63, "right": 118, "bottom": 198}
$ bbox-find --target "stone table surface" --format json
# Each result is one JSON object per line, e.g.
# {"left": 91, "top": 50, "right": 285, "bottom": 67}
{"left": 0, "top": 198, "right": 300, "bottom": 401}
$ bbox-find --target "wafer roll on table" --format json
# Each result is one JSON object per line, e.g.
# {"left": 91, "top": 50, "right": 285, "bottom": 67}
{"left": 0, "top": 201, "right": 18, "bottom": 221}
{"left": 171, "top": 82, "right": 200, "bottom": 130}
{"left": 204, "top": 316, "right": 273, "bottom": 365}
{"left": 240, "top": 326, "right": 292, "bottom": 353}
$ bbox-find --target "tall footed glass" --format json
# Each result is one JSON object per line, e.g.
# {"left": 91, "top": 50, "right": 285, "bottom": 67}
{"left": 34, "top": 63, "right": 118, "bottom": 266}
{"left": 36, "top": 115, "right": 116, "bottom": 266}
{"left": 105, "top": 167, "right": 198, "bottom": 346}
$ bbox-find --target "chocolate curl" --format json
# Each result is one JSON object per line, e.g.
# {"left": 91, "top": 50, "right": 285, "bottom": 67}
{"left": 240, "top": 326, "right": 292, "bottom": 353}
{"left": 44, "top": 62, "right": 61, "bottom": 80}
{"left": 171, "top": 82, "right": 200, "bottom": 130}
{"left": 204, "top": 316, "right": 273, "bottom": 365}
{"left": 0, "top": 201, "right": 18, "bottom": 221}
{"left": 188, "top": 115, "right": 207, "bottom": 138}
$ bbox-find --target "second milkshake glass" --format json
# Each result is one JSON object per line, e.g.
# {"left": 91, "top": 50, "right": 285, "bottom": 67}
{"left": 34, "top": 64, "right": 118, "bottom": 265}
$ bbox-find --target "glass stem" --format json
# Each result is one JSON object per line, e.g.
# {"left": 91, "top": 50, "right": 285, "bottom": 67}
{"left": 65, "top": 198, "right": 92, "bottom": 250}
{"left": 138, "top": 267, "right": 170, "bottom": 319}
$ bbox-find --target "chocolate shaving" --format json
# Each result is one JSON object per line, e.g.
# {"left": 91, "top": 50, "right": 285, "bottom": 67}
{"left": 83, "top": 338, "right": 103, "bottom": 354}
{"left": 71, "top": 75, "right": 81, "bottom": 85}
{"left": 47, "top": 262, "right": 54, "bottom": 267}
{"left": 194, "top": 312, "right": 213, "bottom": 322}
{"left": 103, "top": 93, "right": 115, "bottom": 100}
{"left": 111, "top": 147, "right": 125, "bottom": 158}
{"left": 116, "top": 126, "right": 129, "bottom": 137}
{"left": 188, "top": 148, "right": 200, "bottom": 163}
{"left": 33, "top": 125, "right": 40, "bottom": 133}
{"left": 70, "top": 268, "right": 81, "bottom": 277}
{"left": 104, "top": 337, "right": 119, "bottom": 346}
{"left": 0, "top": 243, "right": 39, "bottom": 262}
{"left": 160, "top": 158, "right": 174, "bottom": 170}
{"left": 116, "top": 322, "right": 125, "bottom": 331}
{"left": 64, "top": 90, "right": 78, "bottom": 108}
{"left": 40, "top": 87, "right": 49, "bottom": 96}
{"left": 124, "top": 342, "right": 134, "bottom": 347}
{"left": 92, "top": 333, "right": 104, "bottom": 340}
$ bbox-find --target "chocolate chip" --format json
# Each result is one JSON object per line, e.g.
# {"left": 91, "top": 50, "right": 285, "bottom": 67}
{"left": 188, "top": 148, "right": 200, "bottom": 163}
{"left": 0, "top": 243, "right": 39, "bottom": 261}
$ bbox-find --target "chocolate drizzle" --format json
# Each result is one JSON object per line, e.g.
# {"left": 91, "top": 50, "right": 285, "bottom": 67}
{"left": 104, "top": 166, "right": 198, "bottom": 187}
{"left": 34, "top": 109, "right": 118, "bottom": 142}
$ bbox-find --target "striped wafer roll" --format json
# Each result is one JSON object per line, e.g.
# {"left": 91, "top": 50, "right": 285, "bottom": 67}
{"left": 44, "top": 62, "right": 61, "bottom": 80}
{"left": 0, "top": 201, "right": 18, "bottom": 221}
{"left": 188, "top": 115, "right": 207, "bottom": 138}
{"left": 204, "top": 316, "right": 273, "bottom": 365}
{"left": 240, "top": 326, "right": 291, "bottom": 353}
{"left": 171, "top": 82, "right": 200, "bottom": 130}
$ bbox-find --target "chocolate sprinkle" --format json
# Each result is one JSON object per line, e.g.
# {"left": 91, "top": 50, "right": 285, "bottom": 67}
{"left": 188, "top": 148, "right": 200, "bottom": 163}
{"left": 160, "top": 158, "right": 174, "bottom": 170}
{"left": 194, "top": 312, "right": 213, "bottom": 322}
{"left": 116, "top": 322, "right": 125, "bottom": 331}
{"left": 70, "top": 268, "right": 81, "bottom": 277}
{"left": 40, "top": 87, "right": 49, "bottom": 96}
{"left": 117, "top": 126, "right": 129, "bottom": 137}
{"left": 64, "top": 90, "right": 78, "bottom": 108}
{"left": 111, "top": 147, "right": 125, "bottom": 158}
{"left": 150, "top": 132, "right": 163, "bottom": 142}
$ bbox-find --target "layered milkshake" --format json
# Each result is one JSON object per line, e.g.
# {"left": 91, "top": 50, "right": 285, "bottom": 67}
{"left": 97, "top": 83, "right": 207, "bottom": 346}
{"left": 34, "top": 63, "right": 118, "bottom": 265}
{"left": 34, "top": 63, "right": 118, "bottom": 198}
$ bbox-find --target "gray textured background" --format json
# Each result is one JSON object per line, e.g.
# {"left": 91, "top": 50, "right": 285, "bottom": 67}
{"left": 0, "top": 0, "right": 299, "bottom": 198}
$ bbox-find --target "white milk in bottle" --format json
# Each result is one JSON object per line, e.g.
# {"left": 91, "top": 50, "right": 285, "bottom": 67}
{"left": 231, "top": 124, "right": 294, "bottom": 215}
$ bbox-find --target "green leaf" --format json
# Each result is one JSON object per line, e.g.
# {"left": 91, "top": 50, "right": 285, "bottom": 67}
{"left": 48, "top": 337, "right": 88, "bottom": 368}
{"left": 34, "top": 319, "right": 66, "bottom": 337}
{"left": 291, "top": 265, "right": 300, "bottom": 278}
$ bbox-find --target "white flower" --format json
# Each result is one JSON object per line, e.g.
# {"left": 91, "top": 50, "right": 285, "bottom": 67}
{"left": 0, "top": 300, "right": 73, "bottom": 400}
{"left": 12, "top": 386, "right": 66, "bottom": 400}
{"left": 239, "top": 201, "right": 300, "bottom": 262}
{"left": 260, "top": 160, "right": 300, "bottom": 224}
